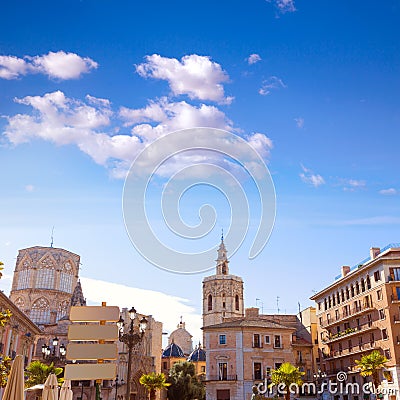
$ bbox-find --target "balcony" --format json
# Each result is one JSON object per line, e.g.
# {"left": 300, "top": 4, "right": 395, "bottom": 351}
{"left": 324, "top": 341, "right": 377, "bottom": 361}
{"left": 322, "top": 323, "right": 376, "bottom": 344}
{"left": 206, "top": 375, "right": 237, "bottom": 381}
{"left": 320, "top": 305, "right": 374, "bottom": 328}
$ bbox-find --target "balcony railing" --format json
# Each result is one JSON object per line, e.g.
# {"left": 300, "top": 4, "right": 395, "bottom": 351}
{"left": 320, "top": 305, "right": 374, "bottom": 328}
{"left": 206, "top": 375, "right": 237, "bottom": 381}
{"left": 324, "top": 341, "right": 377, "bottom": 360}
{"left": 322, "top": 323, "right": 375, "bottom": 343}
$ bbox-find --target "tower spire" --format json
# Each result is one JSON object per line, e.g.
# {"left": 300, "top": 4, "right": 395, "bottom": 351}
{"left": 216, "top": 234, "right": 229, "bottom": 275}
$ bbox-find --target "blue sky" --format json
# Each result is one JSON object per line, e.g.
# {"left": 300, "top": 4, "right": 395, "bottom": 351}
{"left": 1, "top": 0, "right": 400, "bottom": 342}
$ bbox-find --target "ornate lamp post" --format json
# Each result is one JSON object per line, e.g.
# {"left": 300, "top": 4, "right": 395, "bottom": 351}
{"left": 41, "top": 337, "right": 66, "bottom": 362}
{"left": 313, "top": 369, "right": 327, "bottom": 397}
{"left": 114, "top": 374, "right": 124, "bottom": 400}
{"left": 117, "top": 307, "right": 148, "bottom": 400}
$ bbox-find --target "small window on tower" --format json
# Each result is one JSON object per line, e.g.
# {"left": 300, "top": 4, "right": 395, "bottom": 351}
{"left": 222, "top": 263, "right": 227, "bottom": 275}
{"left": 235, "top": 295, "right": 239, "bottom": 311}
{"left": 208, "top": 294, "right": 212, "bottom": 311}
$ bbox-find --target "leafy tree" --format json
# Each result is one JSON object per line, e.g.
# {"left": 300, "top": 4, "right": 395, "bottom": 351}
{"left": 139, "top": 372, "right": 170, "bottom": 400}
{"left": 25, "top": 360, "right": 63, "bottom": 388}
{"left": 355, "top": 350, "right": 388, "bottom": 391}
{"left": 271, "top": 362, "right": 304, "bottom": 400}
{"left": 167, "top": 361, "right": 205, "bottom": 400}
{"left": 0, "top": 261, "right": 4, "bottom": 279}
{"left": 0, "top": 355, "right": 11, "bottom": 388}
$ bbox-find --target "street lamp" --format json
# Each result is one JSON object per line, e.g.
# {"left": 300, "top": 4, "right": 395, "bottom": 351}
{"left": 118, "top": 307, "right": 148, "bottom": 400}
{"left": 41, "top": 337, "right": 66, "bottom": 362}
{"left": 313, "top": 369, "right": 327, "bottom": 397}
{"left": 114, "top": 374, "right": 124, "bottom": 400}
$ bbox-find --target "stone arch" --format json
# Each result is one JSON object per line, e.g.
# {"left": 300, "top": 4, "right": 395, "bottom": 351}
{"left": 14, "top": 297, "right": 25, "bottom": 309}
{"left": 30, "top": 297, "right": 50, "bottom": 324}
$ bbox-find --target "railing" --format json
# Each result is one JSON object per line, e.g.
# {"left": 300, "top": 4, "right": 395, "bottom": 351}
{"left": 207, "top": 375, "right": 237, "bottom": 381}
{"left": 321, "top": 304, "right": 373, "bottom": 327}
{"left": 322, "top": 323, "right": 375, "bottom": 343}
{"left": 324, "top": 341, "right": 376, "bottom": 360}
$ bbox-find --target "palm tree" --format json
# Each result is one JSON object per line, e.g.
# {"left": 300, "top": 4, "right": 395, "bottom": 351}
{"left": 25, "top": 360, "right": 63, "bottom": 388}
{"left": 271, "top": 362, "right": 305, "bottom": 400}
{"left": 355, "top": 350, "right": 388, "bottom": 392}
{"left": 139, "top": 372, "right": 170, "bottom": 400}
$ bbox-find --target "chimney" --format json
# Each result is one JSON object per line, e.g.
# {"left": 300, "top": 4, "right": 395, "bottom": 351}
{"left": 341, "top": 266, "right": 351, "bottom": 277}
{"left": 370, "top": 247, "right": 380, "bottom": 260}
{"left": 245, "top": 308, "right": 259, "bottom": 319}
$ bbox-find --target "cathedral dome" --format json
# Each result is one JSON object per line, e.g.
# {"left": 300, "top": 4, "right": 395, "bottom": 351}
{"left": 187, "top": 346, "right": 206, "bottom": 362}
{"left": 162, "top": 342, "right": 184, "bottom": 358}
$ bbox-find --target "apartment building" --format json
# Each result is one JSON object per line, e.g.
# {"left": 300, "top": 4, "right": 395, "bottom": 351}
{"left": 311, "top": 243, "right": 400, "bottom": 400}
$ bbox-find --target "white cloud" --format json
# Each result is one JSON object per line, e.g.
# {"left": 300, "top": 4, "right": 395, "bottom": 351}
{"left": 294, "top": 117, "right": 304, "bottom": 129}
{"left": 80, "top": 277, "right": 202, "bottom": 344}
{"left": 136, "top": 54, "right": 233, "bottom": 104}
{"left": 339, "top": 178, "right": 366, "bottom": 192}
{"left": 267, "top": 0, "right": 296, "bottom": 13}
{"left": 25, "top": 184, "right": 35, "bottom": 192}
{"left": 247, "top": 54, "right": 262, "bottom": 65}
{"left": 299, "top": 165, "right": 325, "bottom": 187}
{"left": 379, "top": 188, "right": 397, "bottom": 195}
{"left": 0, "top": 51, "right": 97, "bottom": 80}
{"left": 4, "top": 91, "right": 273, "bottom": 178}
{"left": 0, "top": 56, "right": 29, "bottom": 79}
{"left": 259, "top": 76, "right": 287, "bottom": 95}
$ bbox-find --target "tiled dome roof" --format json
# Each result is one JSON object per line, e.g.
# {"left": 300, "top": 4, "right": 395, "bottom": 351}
{"left": 162, "top": 342, "right": 184, "bottom": 358}
{"left": 187, "top": 346, "right": 206, "bottom": 362}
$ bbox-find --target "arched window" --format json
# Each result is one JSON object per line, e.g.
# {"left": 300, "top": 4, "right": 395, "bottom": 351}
{"left": 57, "top": 300, "right": 69, "bottom": 321}
{"left": 355, "top": 281, "right": 360, "bottom": 295}
{"left": 350, "top": 285, "right": 355, "bottom": 297}
{"left": 366, "top": 275, "right": 371, "bottom": 290}
{"left": 59, "top": 262, "right": 74, "bottom": 293}
{"left": 208, "top": 294, "right": 212, "bottom": 311}
{"left": 17, "top": 269, "right": 31, "bottom": 290}
{"left": 337, "top": 292, "right": 341, "bottom": 304}
{"left": 222, "top": 293, "right": 226, "bottom": 309}
{"left": 235, "top": 295, "right": 240, "bottom": 311}
{"left": 14, "top": 297, "right": 24, "bottom": 310}
{"left": 361, "top": 279, "right": 365, "bottom": 292}
{"left": 30, "top": 297, "right": 50, "bottom": 324}
{"left": 346, "top": 287, "right": 350, "bottom": 300}
{"left": 222, "top": 263, "right": 227, "bottom": 275}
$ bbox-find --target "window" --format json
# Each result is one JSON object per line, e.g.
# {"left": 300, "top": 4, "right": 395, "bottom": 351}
{"left": 254, "top": 362, "right": 262, "bottom": 380}
{"left": 201, "top": 366, "right": 206, "bottom": 373}
{"left": 337, "top": 292, "right": 341, "bottom": 304}
{"left": 328, "top": 296, "right": 332, "bottom": 308}
{"left": 324, "top": 299, "right": 327, "bottom": 310}
{"left": 17, "top": 269, "right": 31, "bottom": 290}
{"left": 335, "top": 310, "right": 339, "bottom": 320}
{"left": 36, "top": 268, "right": 55, "bottom": 289}
{"left": 377, "top": 289, "right": 383, "bottom": 301}
{"left": 219, "top": 334, "right": 226, "bottom": 345}
{"left": 318, "top": 302, "right": 321, "bottom": 311}
{"left": 361, "top": 279, "right": 366, "bottom": 292}
{"left": 30, "top": 297, "right": 50, "bottom": 324}
{"left": 348, "top": 340, "right": 352, "bottom": 351}
{"left": 218, "top": 362, "right": 227, "bottom": 380}
{"left": 266, "top": 367, "right": 271, "bottom": 377}
{"left": 274, "top": 335, "right": 281, "bottom": 348}
{"left": 374, "top": 271, "right": 381, "bottom": 282}
{"left": 208, "top": 294, "right": 212, "bottom": 311}
{"left": 235, "top": 295, "right": 239, "bottom": 311}
{"left": 384, "top": 349, "right": 391, "bottom": 359}
{"left": 253, "top": 334, "right": 261, "bottom": 348}
{"left": 59, "top": 272, "right": 73, "bottom": 293}
{"left": 350, "top": 285, "right": 355, "bottom": 297}
{"left": 344, "top": 322, "right": 350, "bottom": 330}
{"left": 366, "top": 276, "right": 371, "bottom": 290}
{"left": 265, "top": 335, "right": 270, "bottom": 344}
{"left": 370, "top": 333, "right": 375, "bottom": 344}
{"left": 163, "top": 361, "right": 167, "bottom": 369}
{"left": 355, "top": 282, "right": 360, "bottom": 295}
{"left": 346, "top": 287, "right": 350, "bottom": 300}
{"left": 390, "top": 268, "right": 400, "bottom": 281}
{"left": 275, "top": 362, "right": 282, "bottom": 369}
{"left": 382, "top": 329, "right": 388, "bottom": 340}
{"left": 379, "top": 309, "right": 385, "bottom": 320}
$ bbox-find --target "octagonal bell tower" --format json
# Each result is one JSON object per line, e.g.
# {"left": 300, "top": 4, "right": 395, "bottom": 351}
{"left": 202, "top": 235, "right": 244, "bottom": 328}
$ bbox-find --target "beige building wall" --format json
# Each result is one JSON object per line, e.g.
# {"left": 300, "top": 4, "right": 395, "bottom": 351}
{"left": 311, "top": 244, "right": 400, "bottom": 399}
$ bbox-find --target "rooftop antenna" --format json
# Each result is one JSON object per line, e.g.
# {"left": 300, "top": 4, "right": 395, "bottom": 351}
{"left": 50, "top": 226, "right": 54, "bottom": 248}
{"left": 276, "top": 296, "right": 280, "bottom": 314}
{"left": 255, "top": 298, "right": 264, "bottom": 314}
{"left": 298, "top": 302, "right": 302, "bottom": 323}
